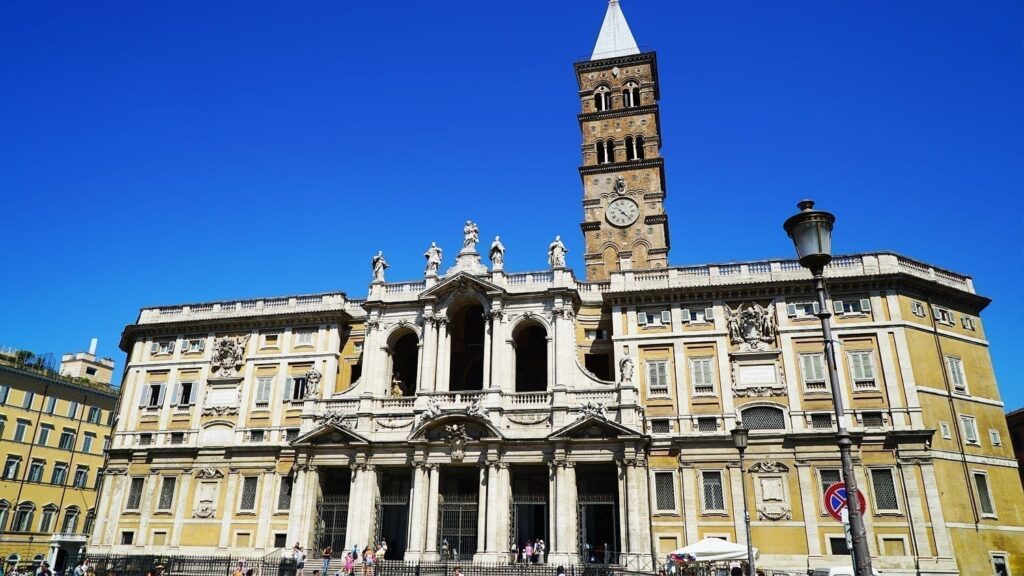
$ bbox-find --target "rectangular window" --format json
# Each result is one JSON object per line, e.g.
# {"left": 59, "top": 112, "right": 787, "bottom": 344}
{"left": 67, "top": 400, "right": 80, "bottom": 419}
{"left": 939, "top": 421, "right": 952, "bottom": 439}
{"left": 285, "top": 428, "right": 299, "bottom": 442}
{"left": 13, "top": 419, "right": 29, "bottom": 442}
{"left": 800, "top": 353, "right": 827, "bottom": 392}
{"left": 255, "top": 377, "right": 273, "bottom": 407}
{"left": 654, "top": 471, "right": 676, "bottom": 512}
{"left": 680, "top": 306, "right": 715, "bottom": 324}
{"left": 52, "top": 463, "right": 68, "bottom": 485}
{"left": 73, "top": 466, "right": 89, "bottom": 488}
{"left": 170, "top": 432, "right": 185, "bottom": 445}
{"left": 126, "top": 477, "right": 145, "bottom": 510}
{"left": 811, "top": 413, "right": 833, "bottom": 429}
{"left": 183, "top": 337, "right": 206, "bottom": 353}
{"left": 869, "top": 468, "right": 900, "bottom": 513}
{"left": 239, "top": 476, "right": 259, "bottom": 511}
{"left": 82, "top": 433, "right": 95, "bottom": 453}
{"left": 932, "top": 305, "right": 955, "bottom": 325}
{"left": 910, "top": 301, "right": 926, "bottom": 317}
{"left": 44, "top": 396, "right": 57, "bottom": 414}
{"left": 584, "top": 329, "right": 608, "bottom": 340}
{"left": 819, "top": 469, "right": 841, "bottom": 496}
{"left": 158, "top": 477, "right": 177, "bottom": 510}
{"left": 989, "top": 429, "right": 1002, "bottom": 447}
{"left": 139, "top": 433, "right": 153, "bottom": 446}
{"left": 274, "top": 533, "right": 288, "bottom": 548}
{"left": 991, "top": 553, "right": 1009, "bottom": 576}
{"left": 151, "top": 340, "right": 175, "bottom": 355}
{"left": 701, "top": 470, "right": 725, "bottom": 512}
{"left": 973, "top": 472, "right": 995, "bottom": 516}
{"left": 121, "top": 531, "right": 134, "bottom": 545}
{"left": 250, "top": 430, "right": 265, "bottom": 443}
{"left": 828, "top": 536, "right": 850, "bottom": 555}
{"left": 862, "top": 412, "right": 884, "bottom": 429}
{"left": 690, "top": 357, "right": 716, "bottom": 396}
{"left": 786, "top": 301, "right": 820, "bottom": 319}
{"left": 277, "top": 476, "right": 293, "bottom": 510}
{"left": 174, "top": 382, "right": 196, "bottom": 407}
{"left": 59, "top": 429, "right": 76, "bottom": 450}
{"left": 28, "top": 460, "right": 45, "bottom": 482}
{"left": 961, "top": 415, "right": 979, "bottom": 444}
{"left": 697, "top": 417, "right": 718, "bottom": 432}
{"left": 946, "top": 356, "right": 968, "bottom": 394}
{"left": 651, "top": 420, "right": 671, "bottom": 435}
{"left": 286, "top": 377, "right": 308, "bottom": 401}
{"left": 261, "top": 333, "right": 281, "bottom": 349}
{"left": 637, "top": 309, "right": 671, "bottom": 327}
{"left": 87, "top": 406, "right": 101, "bottom": 423}
{"left": 847, "top": 350, "right": 877, "bottom": 391}
{"left": 961, "top": 316, "right": 977, "bottom": 330}
{"left": 146, "top": 383, "right": 164, "bottom": 407}
{"left": 645, "top": 360, "right": 670, "bottom": 396}
{"left": 22, "top": 391, "right": 34, "bottom": 409}
{"left": 0, "top": 385, "right": 9, "bottom": 404}
{"left": 833, "top": 298, "right": 872, "bottom": 316}
{"left": 40, "top": 508, "right": 55, "bottom": 532}
{"left": 37, "top": 424, "right": 53, "bottom": 446}
{"left": 3, "top": 456, "right": 20, "bottom": 480}
{"left": 293, "top": 329, "right": 316, "bottom": 347}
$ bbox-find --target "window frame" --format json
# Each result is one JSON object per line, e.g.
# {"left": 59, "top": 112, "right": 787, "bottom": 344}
{"left": 945, "top": 355, "right": 968, "bottom": 395}
{"left": 846, "top": 350, "right": 878, "bottom": 391}
{"left": 125, "top": 477, "right": 145, "bottom": 511}
{"left": 989, "top": 429, "right": 1003, "bottom": 447}
{"left": 989, "top": 552, "right": 1010, "bottom": 576}
{"left": 652, "top": 470, "right": 678, "bottom": 513}
{"left": 867, "top": 467, "right": 902, "bottom": 515}
{"left": 961, "top": 415, "right": 980, "bottom": 445}
{"left": 238, "top": 476, "right": 259, "bottom": 513}
{"left": 27, "top": 459, "right": 45, "bottom": 483}
{"left": 292, "top": 329, "right": 316, "bottom": 348}
{"left": 51, "top": 462, "right": 68, "bottom": 485}
{"left": 972, "top": 469, "right": 996, "bottom": 518}
{"left": 689, "top": 356, "right": 716, "bottom": 397}
{"left": 157, "top": 476, "right": 177, "bottom": 511}
{"left": 72, "top": 466, "right": 89, "bottom": 488}
{"left": 910, "top": 301, "right": 926, "bottom": 317}
{"left": 3, "top": 456, "right": 21, "bottom": 480}
{"left": 799, "top": 352, "right": 828, "bottom": 393}
{"left": 680, "top": 306, "right": 715, "bottom": 325}
{"left": 832, "top": 298, "right": 872, "bottom": 317}
{"left": 786, "top": 300, "right": 820, "bottom": 320}
{"left": 254, "top": 376, "right": 274, "bottom": 408}
{"left": 932, "top": 305, "right": 955, "bottom": 326}
{"left": 276, "top": 475, "right": 293, "bottom": 512}
{"left": 39, "top": 505, "right": 57, "bottom": 532}
{"left": 637, "top": 309, "right": 671, "bottom": 328}
{"left": 699, "top": 469, "right": 727, "bottom": 514}
{"left": 37, "top": 424, "right": 53, "bottom": 447}
{"left": 644, "top": 359, "right": 671, "bottom": 397}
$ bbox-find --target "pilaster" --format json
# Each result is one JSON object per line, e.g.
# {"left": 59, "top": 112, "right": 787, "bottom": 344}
{"left": 218, "top": 471, "right": 241, "bottom": 549}
{"left": 423, "top": 464, "right": 441, "bottom": 560}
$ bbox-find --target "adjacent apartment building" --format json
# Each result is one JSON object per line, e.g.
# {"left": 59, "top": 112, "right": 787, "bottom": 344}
{"left": 0, "top": 343, "right": 117, "bottom": 571}
{"left": 88, "top": 2, "right": 1023, "bottom": 575}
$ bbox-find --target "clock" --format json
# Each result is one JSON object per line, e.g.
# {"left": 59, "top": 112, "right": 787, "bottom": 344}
{"left": 605, "top": 197, "right": 640, "bottom": 227}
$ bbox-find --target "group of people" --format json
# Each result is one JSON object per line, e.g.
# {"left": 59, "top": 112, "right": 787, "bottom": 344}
{"left": 581, "top": 542, "right": 612, "bottom": 564}
{"left": 293, "top": 541, "right": 388, "bottom": 576}
{"left": 511, "top": 539, "right": 546, "bottom": 564}
{"left": 0, "top": 557, "right": 95, "bottom": 576}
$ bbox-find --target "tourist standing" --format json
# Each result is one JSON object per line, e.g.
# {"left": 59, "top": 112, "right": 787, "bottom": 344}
{"left": 293, "top": 542, "right": 307, "bottom": 576}
{"left": 322, "top": 545, "right": 333, "bottom": 574}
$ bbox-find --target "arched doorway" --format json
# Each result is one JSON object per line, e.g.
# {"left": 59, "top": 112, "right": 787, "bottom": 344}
{"left": 389, "top": 331, "right": 418, "bottom": 396}
{"left": 449, "top": 304, "right": 484, "bottom": 391}
{"left": 514, "top": 323, "right": 548, "bottom": 392}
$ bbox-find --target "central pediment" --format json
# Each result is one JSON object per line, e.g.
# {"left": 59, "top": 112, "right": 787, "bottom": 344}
{"left": 549, "top": 415, "right": 643, "bottom": 440}
{"left": 419, "top": 272, "right": 505, "bottom": 302}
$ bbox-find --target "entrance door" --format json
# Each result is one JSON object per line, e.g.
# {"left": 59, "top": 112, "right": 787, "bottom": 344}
{"left": 438, "top": 494, "right": 478, "bottom": 561}
{"left": 578, "top": 496, "right": 619, "bottom": 564}
{"left": 375, "top": 494, "right": 410, "bottom": 559}
{"left": 511, "top": 493, "right": 548, "bottom": 559}
{"left": 317, "top": 496, "right": 350, "bottom": 552}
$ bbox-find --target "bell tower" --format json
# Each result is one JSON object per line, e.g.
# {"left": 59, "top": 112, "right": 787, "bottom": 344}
{"left": 576, "top": 0, "right": 670, "bottom": 281}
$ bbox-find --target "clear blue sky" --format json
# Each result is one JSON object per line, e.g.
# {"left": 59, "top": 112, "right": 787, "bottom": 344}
{"left": 1, "top": 1, "right": 1021, "bottom": 408}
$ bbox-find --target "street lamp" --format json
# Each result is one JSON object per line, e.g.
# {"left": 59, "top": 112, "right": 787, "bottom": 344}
{"left": 730, "top": 423, "right": 755, "bottom": 576}
{"left": 784, "top": 200, "right": 874, "bottom": 576}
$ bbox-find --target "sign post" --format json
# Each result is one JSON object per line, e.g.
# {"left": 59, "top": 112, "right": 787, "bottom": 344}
{"left": 824, "top": 483, "right": 866, "bottom": 574}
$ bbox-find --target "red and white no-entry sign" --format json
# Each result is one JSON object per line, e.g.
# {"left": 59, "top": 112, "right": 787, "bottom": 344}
{"left": 823, "top": 482, "right": 866, "bottom": 523}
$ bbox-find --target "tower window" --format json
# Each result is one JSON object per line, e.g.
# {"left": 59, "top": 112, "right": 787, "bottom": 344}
{"left": 623, "top": 81, "right": 640, "bottom": 107}
{"left": 593, "top": 86, "right": 611, "bottom": 111}
{"left": 626, "top": 135, "right": 645, "bottom": 161}
{"left": 596, "top": 141, "right": 606, "bottom": 164}
{"left": 604, "top": 139, "right": 616, "bottom": 163}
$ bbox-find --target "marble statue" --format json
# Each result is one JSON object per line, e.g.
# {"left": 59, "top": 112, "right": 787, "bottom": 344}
{"left": 619, "top": 356, "right": 634, "bottom": 383}
{"left": 548, "top": 235, "right": 568, "bottom": 268}
{"left": 463, "top": 220, "right": 479, "bottom": 251}
{"left": 424, "top": 242, "right": 443, "bottom": 276}
{"left": 372, "top": 250, "right": 389, "bottom": 283}
{"left": 304, "top": 368, "right": 322, "bottom": 399}
{"left": 489, "top": 236, "right": 505, "bottom": 268}
{"left": 614, "top": 175, "right": 627, "bottom": 195}
{"left": 390, "top": 375, "right": 405, "bottom": 397}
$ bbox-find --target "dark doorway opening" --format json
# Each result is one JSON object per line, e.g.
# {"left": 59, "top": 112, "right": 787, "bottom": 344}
{"left": 511, "top": 465, "right": 550, "bottom": 563}
{"left": 438, "top": 467, "right": 480, "bottom": 560}
{"left": 576, "top": 464, "right": 620, "bottom": 564}
{"left": 317, "top": 468, "right": 352, "bottom": 553}
{"left": 514, "top": 325, "right": 548, "bottom": 392}
{"left": 390, "top": 332, "right": 419, "bottom": 395}
{"left": 376, "top": 469, "right": 411, "bottom": 559}
{"left": 450, "top": 304, "right": 485, "bottom": 391}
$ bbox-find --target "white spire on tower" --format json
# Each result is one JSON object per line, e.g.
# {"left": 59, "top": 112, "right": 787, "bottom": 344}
{"left": 591, "top": 0, "right": 640, "bottom": 60}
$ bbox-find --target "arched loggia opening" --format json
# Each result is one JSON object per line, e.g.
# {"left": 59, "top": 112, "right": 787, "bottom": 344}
{"left": 388, "top": 330, "right": 419, "bottom": 396}
{"left": 513, "top": 323, "right": 548, "bottom": 392}
{"left": 449, "top": 304, "right": 485, "bottom": 391}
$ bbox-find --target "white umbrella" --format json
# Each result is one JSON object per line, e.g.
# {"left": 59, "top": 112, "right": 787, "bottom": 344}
{"left": 670, "top": 538, "right": 759, "bottom": 562}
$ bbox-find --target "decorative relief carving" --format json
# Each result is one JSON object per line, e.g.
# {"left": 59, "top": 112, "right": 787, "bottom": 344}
{"left": 104, "top": 467, "right": 128, "bottom": 476}
{"left": 749, "top": 461, "right": 790, "bottom": 473}
{"left": 506, "top": 413, "right": 550, "bottom": 426}
{"left": 443, "top": 424, "right": 470, "bottom": 462}
{"left": 316, "top": 410, "right": 354, "bottom": 430}
{"left": 376, "top": 418, "right": 414, "bottom": 430}
{"left": 195, "top": 467, "right": 224, "bottom": 479}
{"left": 577, "top": 400, "right": 609, "bottom": 420}
{"left": 202, "top": 405, "right": 239, "bottom": 416}
{"left": 724, "top": 303, "right": 777, "bottom": 352}
{"left": 619, "top": 357, "right": 634, "bottom": 384}
{"left": 414, "top": 398, "right": 444, "bottom": 428}
{"left": 304, "top": 368, "right": 322, "bottom": 399}
{"left": 466, "top": 397, "right": 488, "bottom": 421}
{"left": 210, "top": 334, "right": 249, "bottom": 377}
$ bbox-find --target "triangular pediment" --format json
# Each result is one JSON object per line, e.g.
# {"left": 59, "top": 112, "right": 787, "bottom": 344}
{"left": 419, "top": 272, "right": 505, "bottom": 301}
{"left": 292, "top": 422, "right": 369, "bottom": 446}
{"left": 548, "top": 415, "right": 642, "bottom": 440}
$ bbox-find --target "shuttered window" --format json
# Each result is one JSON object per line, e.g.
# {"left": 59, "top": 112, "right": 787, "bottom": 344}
{"left": 946, "top": 356, "right": 968, "bottom": 394}
{"left": 690, "top": 358, "right": 715, "bottom": 396}
{"left": 847, "top": 351, "right": 876, "bottom": 391}
{"left": 645, "top": 360, "right": 670, "bottom": 396}
{"left": 800, "top": 353, "right": 827, "bottom": 391}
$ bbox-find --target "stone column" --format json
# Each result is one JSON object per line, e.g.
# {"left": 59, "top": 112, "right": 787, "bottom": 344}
{"left": 680, "top": 463, "right": 699, "bottom": 546}
{"left": 624, "top": 462, "right": 641, "bottom": 561}
{"left": 728, "top": 463, "right": 746, "bottom": 548}
{"left": 345, "top": 465, "right": 377, "bottom": 549}
{"left": 482, "top": 315, "right": 493, "bottom": 390}
{"left": 474, "top": 464, "right": 489, "bottom": 560}
{"left": 635, "top": 462, "right": 651, "bottom": 560}
{"left": 795, "top": 462, "right": 822, "bottom": 557}
{"left": 255, "top": 469, "right": 277, "bottom": 550}
{"left": 549, "top": 461, "right": 579, "bottom": 566}
{"left": 485, "top": 463, "right": 503, "bottom": 556}
{"left": 616, "top": 460, "right": 628, "bottom": 561}
{"left": 136, "top": 471, "right": 160, "bottom": 548}
{"left": 899, "top": 460, "right": 933, "bottom": 557}
{"left": 919, "top": 461, "right": 953, "bottom": 558}
{"left": 170, "top": 471, "right": 194, "bottom": 548}
{"left": 436, "top": 321, "right": 451, "bottom": 392}
{"left": 421, "top": 320, "right": 439, "bottom": 393}
{"left": 496, "top": 464, "right": 511, "bottom": 560}
{"left": 548, "top": 462, "right": 559, "bottom": 555}
{"left": 289, "top": 467, "right": 309, "bottom": 546}
{"left": 219, "top": 471, "right": 241, "bottom": 548}
{"left": 564, "top": 463, "right": 578, "bottom": 557}
{"left": 405, "top": 463, "right": 428, "bottom": 561}
{"left": 423, "top": 464, "right": 441, "bottom": 560}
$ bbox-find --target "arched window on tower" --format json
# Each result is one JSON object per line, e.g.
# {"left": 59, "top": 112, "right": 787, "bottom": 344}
{"left": 622, "top": 81, "right": 640, "bottom": 108}
{"left": 625, "top": 136, "right": 636, "bottom": 161}
{"left": 604, "top": 139, "right": 616, "bottom": 163}
{"left": 594, "top": 86, "right": 611, "bottom": 111}
{"left": 596, "top": 141, "right": 606, "bottom": 164}
{"left": 635, "top": 135, "right": 646, "bottom": 160}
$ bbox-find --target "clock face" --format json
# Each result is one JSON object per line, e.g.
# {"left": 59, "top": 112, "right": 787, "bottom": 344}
{"left": 605, "top": 197, "right": 640, "bottom": 227}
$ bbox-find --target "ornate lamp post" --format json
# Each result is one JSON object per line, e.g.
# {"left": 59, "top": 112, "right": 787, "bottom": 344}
{"left": 783, "top": 200, "right": 874, "bottom": 576}
{"left": 730, "top": 423, "right": 755, "bottom": 576}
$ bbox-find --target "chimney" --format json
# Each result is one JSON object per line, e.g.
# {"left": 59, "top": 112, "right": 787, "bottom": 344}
{"left": 88, "top": 338, "right": 98, "bottom": 356}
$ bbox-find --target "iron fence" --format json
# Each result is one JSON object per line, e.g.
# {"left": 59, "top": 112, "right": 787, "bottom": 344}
{"left": 62, "top": 553, "right": 297, "bottom": 576}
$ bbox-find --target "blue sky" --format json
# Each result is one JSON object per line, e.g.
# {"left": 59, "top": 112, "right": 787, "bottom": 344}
{"left": 1, "top": 1, "right": 1021, "bottom": 408}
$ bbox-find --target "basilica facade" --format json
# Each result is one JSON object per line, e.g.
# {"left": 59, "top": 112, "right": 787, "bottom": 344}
{"left": 89, "top": 2, "right": 1023, "bottom": 575}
